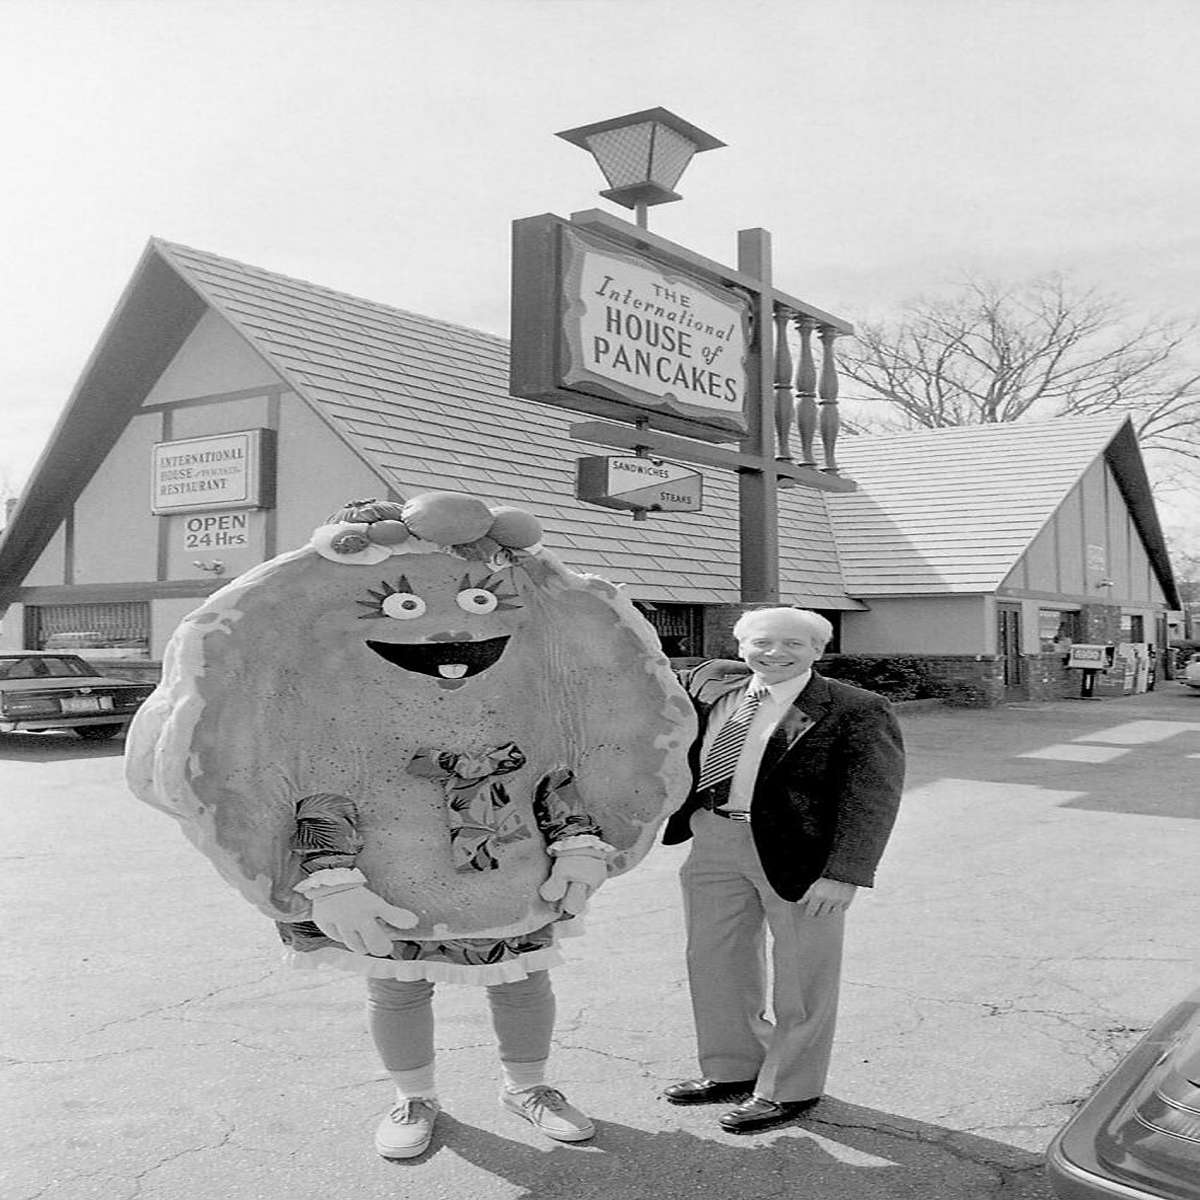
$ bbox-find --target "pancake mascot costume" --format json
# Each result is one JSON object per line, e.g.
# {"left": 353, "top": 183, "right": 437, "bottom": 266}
{"left": 125, "top": 493, "right": 695, "bottom": 1158}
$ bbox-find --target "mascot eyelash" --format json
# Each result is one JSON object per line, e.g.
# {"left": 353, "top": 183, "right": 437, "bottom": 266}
{"left": 355, "top": 572, "right": 523, "bottom": 618}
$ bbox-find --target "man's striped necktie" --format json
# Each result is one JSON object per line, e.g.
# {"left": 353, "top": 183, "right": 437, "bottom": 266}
{"left": 696, "top": 685, "right": 765, "bottom": 793}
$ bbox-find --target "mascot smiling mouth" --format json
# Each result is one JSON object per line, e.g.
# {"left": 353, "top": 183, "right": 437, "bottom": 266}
{"left": 366, "top": 636, "right": 510, "bottom": 690}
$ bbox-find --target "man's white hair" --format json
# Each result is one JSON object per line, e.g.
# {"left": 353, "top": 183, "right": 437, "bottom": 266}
{"left": 732, "top": 606, "right": 833, "bottom": 651}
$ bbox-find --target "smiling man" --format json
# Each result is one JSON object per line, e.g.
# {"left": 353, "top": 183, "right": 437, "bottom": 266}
{"left": 661, "top": 607, "right": 905, "bottom": 1134}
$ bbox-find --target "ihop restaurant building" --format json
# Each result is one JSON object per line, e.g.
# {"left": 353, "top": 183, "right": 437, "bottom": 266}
{"left": 0, "top": 240, "right": 1180, "bottom": 703}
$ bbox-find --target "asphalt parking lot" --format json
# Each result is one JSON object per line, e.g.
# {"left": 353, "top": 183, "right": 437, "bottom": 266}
{"left": 3, "top": 684, "right": 1198, "bottom": 1200}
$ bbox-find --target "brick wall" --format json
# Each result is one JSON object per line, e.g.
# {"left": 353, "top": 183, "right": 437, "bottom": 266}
{"left": 1026, "top": 651, "right": 1074, "bottom": 701}
{"left": 1079, "top": 603, "right": 1123, "bottom": 643}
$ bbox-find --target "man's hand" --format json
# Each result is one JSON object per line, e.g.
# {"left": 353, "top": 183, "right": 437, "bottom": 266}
{"left": 310, "top": 884, "right": 419, "bottom": 956}
{"left": 796, "top": 877, "right": 858, "bottom": 919}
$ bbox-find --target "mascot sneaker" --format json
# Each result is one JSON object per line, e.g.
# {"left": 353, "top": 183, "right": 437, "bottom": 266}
{"left": 374, "top": 1097, "right": 440, "bottom": 1158}
{"left": 502, "top": 1085, "right": 595, "bottom": 1142}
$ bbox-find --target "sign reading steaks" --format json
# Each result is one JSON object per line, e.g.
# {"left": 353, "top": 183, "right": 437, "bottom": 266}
{"left": 576, "top": 455, "right": 703, "bottom": 514}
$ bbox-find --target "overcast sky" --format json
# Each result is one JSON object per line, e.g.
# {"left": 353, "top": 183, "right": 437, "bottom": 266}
{"left": 3, "top": 0, "right": 1198, "bottom": 551}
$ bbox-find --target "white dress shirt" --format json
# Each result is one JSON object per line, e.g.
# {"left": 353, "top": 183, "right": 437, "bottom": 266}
{"left": 700, "top": 670, "right": 812, "bottom": 813}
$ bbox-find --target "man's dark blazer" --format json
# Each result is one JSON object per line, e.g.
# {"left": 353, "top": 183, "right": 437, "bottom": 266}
{"left": 662, "top": 661, "right": 905, "bottom": 902}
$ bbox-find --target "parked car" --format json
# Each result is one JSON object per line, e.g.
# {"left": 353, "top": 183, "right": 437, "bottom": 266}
{"left": 40, "top": 631, "right": 149, "bottom": 658}
{"left": 1182, "top": 653, "right": 1200, "bottom": 691}
{"left": 1046, "top": 987, "right": 1200, "bottom": 1198}
{"left": 0, "top": 652, "right": 155, "bottom": 740}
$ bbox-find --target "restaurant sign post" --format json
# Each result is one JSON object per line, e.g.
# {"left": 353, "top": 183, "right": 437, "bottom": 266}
{"left": 509, "top": 111, "right": 856, "bottom": 603}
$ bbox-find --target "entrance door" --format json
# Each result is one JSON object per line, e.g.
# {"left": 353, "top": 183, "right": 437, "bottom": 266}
{"left": 996, "top": 604, "right": 1026, "bottom": 700}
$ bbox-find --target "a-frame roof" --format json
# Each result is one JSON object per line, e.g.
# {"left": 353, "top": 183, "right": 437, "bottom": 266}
{"left": 0, "top": 240, "right": 1180, "bottom": 613}
{"left": 831, "top": 416, "right": 1180, "bottom": 604}
{"left": 0, "top": 239, "right": 852, "bottom": 608}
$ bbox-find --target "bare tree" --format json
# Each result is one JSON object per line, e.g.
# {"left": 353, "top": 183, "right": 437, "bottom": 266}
{"left": 0, "top": 464, "right": 18, "bottom": 532}
{"left": 838, "top": 274, "right": 1200, "bottom": 461}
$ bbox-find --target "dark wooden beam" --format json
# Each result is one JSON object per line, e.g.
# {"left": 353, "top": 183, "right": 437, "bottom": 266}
{"left": 568, "top": 421, "right": 858, "bottom": 492}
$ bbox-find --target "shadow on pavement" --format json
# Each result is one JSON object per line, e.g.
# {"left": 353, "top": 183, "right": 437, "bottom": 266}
{"left": 398, "top": 1100, "right": 1051, "bottom": 1200}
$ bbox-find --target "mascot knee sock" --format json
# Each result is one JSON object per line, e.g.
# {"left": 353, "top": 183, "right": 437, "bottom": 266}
{"left": 389, "top": 1062, "right": 437, "bottom": 1101}
{"left": 501, "top": 1059, "right": 548, "bottom": 1093}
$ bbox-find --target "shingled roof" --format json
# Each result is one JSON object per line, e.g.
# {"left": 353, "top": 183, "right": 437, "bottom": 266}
{"left": 149, "top": 240, "right": 854, "bottom": 607}
{"left": 0, "top": 239, "right": 1177, "bottom": 613}
{"left": 831, "top": 416, "right": 1178, "bottom": 602}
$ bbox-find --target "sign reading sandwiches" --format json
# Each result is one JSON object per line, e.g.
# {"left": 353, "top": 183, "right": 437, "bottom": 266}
{"left": 576, "top": 455, "right": 703, "bottom": 514}
{"left": 511, "top": 215, "right": 751, "bottom": 442}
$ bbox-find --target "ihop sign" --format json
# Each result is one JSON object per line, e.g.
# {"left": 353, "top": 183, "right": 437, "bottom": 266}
{"left": 511, "top": 215, "right": 750, "bottom": 442}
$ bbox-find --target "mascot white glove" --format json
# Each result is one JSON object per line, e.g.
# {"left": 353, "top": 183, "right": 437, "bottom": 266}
{"left": 538, "top": 835, "right": 614, "bottom": 916}
{"left": 295, "top": 868, "right": 419, "bottom": 956}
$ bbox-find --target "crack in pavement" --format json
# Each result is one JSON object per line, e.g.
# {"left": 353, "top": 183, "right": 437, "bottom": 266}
{"left": 82, "top": 968, "right": 283, "bottom": 1038}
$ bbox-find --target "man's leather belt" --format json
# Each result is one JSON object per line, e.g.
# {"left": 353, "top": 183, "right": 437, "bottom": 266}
{"left": 698, "top": 796, "right": 751, "bottom": 821}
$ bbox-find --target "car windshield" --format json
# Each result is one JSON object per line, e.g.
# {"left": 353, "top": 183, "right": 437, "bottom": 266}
{"left": 0, "top": 655, "right": 94, "bottom": 680}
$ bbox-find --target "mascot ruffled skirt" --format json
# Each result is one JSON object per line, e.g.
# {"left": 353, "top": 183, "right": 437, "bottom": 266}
{"left": 125, "top": 492, "right": 695, "bottom": 1156}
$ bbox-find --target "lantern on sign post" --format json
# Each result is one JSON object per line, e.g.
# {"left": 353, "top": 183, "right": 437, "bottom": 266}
{"left": 556, "top": 107, "right": 725, "bottom": 228}
{"left": 514, "top": 108, "right": 856, "bottom": 602}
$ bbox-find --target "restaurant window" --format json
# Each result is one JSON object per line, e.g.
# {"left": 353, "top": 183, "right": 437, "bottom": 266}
{"left": 636, "top": 603, "right": 704, "bottom": 658}
{"left": 1038, "top": 609, "right": 1079, "bottom": 653}
{"left": 813, "top": 611, "right": 842, "bottom": 654}
{"left": 1121, "top": 614, "right": 1145, "bottom": 642}
{"left": 27, "top": 602, "right": 151, "bottom": 659}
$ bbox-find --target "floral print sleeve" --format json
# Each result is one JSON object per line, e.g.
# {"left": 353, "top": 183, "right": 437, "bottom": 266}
{"left": 532, "top": 766, "right": 604, "bottom": 843}
{"left": 292, "top": 792, "right": 363, "bottom": 874}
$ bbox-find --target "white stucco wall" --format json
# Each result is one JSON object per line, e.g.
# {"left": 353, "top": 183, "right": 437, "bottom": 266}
{"left": 143, "top": 310, "right": 281, "bottom": 404}
{"left": 12, "top": 299, "right": 399, "bottom": 661}
{"left": 273, "top": 393, "right": 391, "bottom": 553}
{"left": 842, "top": 595, "right": 988, "bottom": 654}
{"left": 0, "top": 606, "right": 24, "bottom": 650}
{"left": 73, "top": 412, "right": 161, "bottom": 584}
{"left": 1001, "top": 457, "right": 1167, "bottom": 611}
{"left": 23, "top": 525, "right": 67, "bottom": 586}
{"left": 150, "top": 597, "right": 208, "bottom": 660}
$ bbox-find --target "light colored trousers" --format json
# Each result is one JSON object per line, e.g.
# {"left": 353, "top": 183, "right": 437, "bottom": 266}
{"left": 680, "top": 808, "right": 845, "bottom": 1102}
{"left": 366, "top": 971, "right": 555, "bottom": 1072}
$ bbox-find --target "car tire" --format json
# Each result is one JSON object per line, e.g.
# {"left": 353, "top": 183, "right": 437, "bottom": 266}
{"left": 74, "top": 724, "right": 124, "bottom": 741}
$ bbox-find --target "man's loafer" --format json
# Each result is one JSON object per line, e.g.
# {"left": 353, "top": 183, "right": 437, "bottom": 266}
{"left": 662, "top": 1077, "right": 757, "bottom": 1105}
{"left": 718, "top": 1094, "right": 820, "bottom": 1133}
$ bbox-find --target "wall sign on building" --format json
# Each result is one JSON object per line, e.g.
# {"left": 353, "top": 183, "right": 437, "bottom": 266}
{"left": 182, "top": 512, "right": 249, "bottom": 550}
{"left": 510, "top": 215, "right": 751, "bottom": 443}
{"left": 150, "top": 429, "right": 275, "bottom": 514}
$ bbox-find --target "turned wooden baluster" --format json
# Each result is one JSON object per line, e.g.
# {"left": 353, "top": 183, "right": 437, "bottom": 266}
{"left": 773, "top": 307, "right": 794, "bottom": 460}
{"left": 818, "top": 325, "right": 841, "bottom": 474}
{"left": 793, "top": 318, "right": 818, "bottom": 467}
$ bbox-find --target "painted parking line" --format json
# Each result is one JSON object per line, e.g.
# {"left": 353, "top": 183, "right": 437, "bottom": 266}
{"left": 1072, "top": 720, "right": 1200, "bottom": 745}
{"left": 1017, "top": 744, "right": 1131, "bottom": 763}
